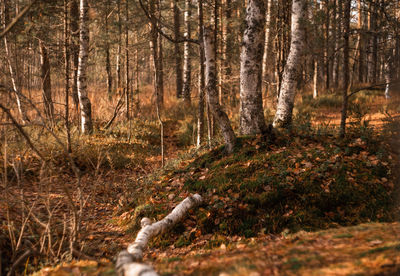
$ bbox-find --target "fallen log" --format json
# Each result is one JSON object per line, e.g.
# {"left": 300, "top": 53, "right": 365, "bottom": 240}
{"left": 116, "top": 193, "right": 203, "bottom": 276}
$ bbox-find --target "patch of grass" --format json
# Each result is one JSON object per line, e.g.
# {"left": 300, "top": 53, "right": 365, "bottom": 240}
{"left": 333, "top": 233, "right": 354, "bottom": 239}
{"left": 359, "top": 244, "right": 400, "bottom": 257}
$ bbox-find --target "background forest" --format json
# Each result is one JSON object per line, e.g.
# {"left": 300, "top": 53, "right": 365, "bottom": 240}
{"left": 0, "top": 0, "right": 400, "bottom": 275}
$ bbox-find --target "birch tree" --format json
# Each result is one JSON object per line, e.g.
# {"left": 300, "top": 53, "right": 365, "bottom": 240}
{"left": 173, "top": 0, "right": 183, "bottom": 99}
{"left": 70, "top": 0, "right": 80, "bottom": 109}
{"left": 273, "top": 0, "right": 307, "bottom": 128}
{"left": 77, "top": 0, "right": 93, "bottom": 134}
{"left": 204, "top": 27, "right": 236, "bottom": 153}
{"left": 239, "top": 0, "right": 268, "bottom": 135}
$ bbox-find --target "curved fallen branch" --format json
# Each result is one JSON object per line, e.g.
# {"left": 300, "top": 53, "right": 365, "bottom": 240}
{"left": 116, "top": 193, "right": 203, "bottom": 276}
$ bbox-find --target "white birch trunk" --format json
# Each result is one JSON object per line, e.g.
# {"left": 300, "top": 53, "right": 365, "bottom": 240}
{"left": 273, "top": 0, "right": 307, "bottom": 128}
{"left": 261, "top": 0, "right": 272, "bottom": 95}
{"left": 313, "top": 60, "right": 318, "bottom": 99}
{"left": 116, "top": 194, "right": 203, "bottom": 276}
{"left": 204, "top": 27, "right": 236, "bottom": 153}
{"left": 239, "top": 0, "right": 268, "bottom": 135}
{"left": 77, "top": 0, "right": 93, "bottom": 134}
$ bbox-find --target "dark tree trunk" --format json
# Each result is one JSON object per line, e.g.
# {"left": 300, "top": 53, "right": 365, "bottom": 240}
{"left": 39, "top": 40, "right": 54, "bottom": 122}
{"left": 339, "top": 0, "right": 350, "bottom": 138}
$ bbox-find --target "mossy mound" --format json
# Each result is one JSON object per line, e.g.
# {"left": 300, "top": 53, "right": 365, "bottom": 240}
{"left": 124, "top": 129, "right": 398, "bottom": 243}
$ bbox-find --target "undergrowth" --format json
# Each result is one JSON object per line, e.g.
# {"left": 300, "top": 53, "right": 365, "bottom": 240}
{"left": 120, "top": 119, "right": 399, "bottom": 248}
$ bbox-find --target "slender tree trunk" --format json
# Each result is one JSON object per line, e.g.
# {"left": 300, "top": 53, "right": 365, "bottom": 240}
{"left": 367, "top": 0, "right": 377, "bottom": 84}
{"left": 125, "top": 0, "right": 130, "bottom": 120}
{"left": 77, "top": 0, "right": 93, "bottom": 134}
{"left": 313, "top": 60, "right": 318, "bottom": 98}
{"left": 273, "top": 0, "right": 307, "bottom": 128}
{"left": 261, "top": 0, "right": 272, "bottom": 96}
{"left": 197, "top": 0, "right": 205, "bottom": 147}
{"left": 357, "top": 0, "right": 364, "bottom": 83}
{"left": 116, "top": 0, "right": 122, "bottom": 93}
{"left": 39, "top": 40, "right": 54, "bottom": 122}
{"left": 222, "top": 0, "right": 234, "bottom": 104}
{"left": 173, "top": 0, "right": 183, "bottom": 98}
{"left": 70, "top": 0, "right": 80, "bottom": 110}
{"left": 105, "top": 1, "right": 112, "bottom": 99}
{"left": 156, "top": 8, "right": 164, "bottom": 108}
{"left": 324, "top": 0, "right": 330, "bottom": 90}
{"left": 182, "top": 0, "right": 191, "bottom": 104}
{"left": 339, "top": 0, "right": 350, "bottom": 138}
{"left": 239, "top": 0, "right": 268, "bottom": 135}
{"left": 332, "top": 0, "right": 340, "bottom": 88}
{"left": 64, "top": 0, "right": 72, "bottom": 152}
{"left": 2, "top": 0, "right": 29, "bottom": 123}
{"left": 204, "top": 27, "right": 236, "bottom": 153}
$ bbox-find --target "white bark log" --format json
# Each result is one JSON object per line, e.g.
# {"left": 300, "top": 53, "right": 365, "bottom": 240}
{"left": 77, "top": 0, "right": 93, "bottom": 134}
{"left": 118, "top": 260, "right": 159, "bottom": 276}
{"left": 239, "top": 0, "right": 268, "bottom": 135}
{"left": 116, "top": 194, "right": 203, "bottom": 276}
{"left": 273, "top": 0, "right": 307, "bottom": 128}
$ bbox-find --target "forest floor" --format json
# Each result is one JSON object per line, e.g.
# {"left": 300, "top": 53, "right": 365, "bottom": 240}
{"left": 2, "top": 90, "right": 400, "bottom": 275}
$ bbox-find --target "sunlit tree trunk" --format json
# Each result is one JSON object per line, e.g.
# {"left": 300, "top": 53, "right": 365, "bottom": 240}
{"left": 313, "top": 60, "right": 318, "bottom": 99}
{"left": 261, "top": 0, "right": 272, "bottom": 96}
{"left": 273, "top": 0, "right": 307, "bottom": 128}
{"left": 39, "top": 40, "right": 54, "bottom": 122}
{"left": 173, "top": 0, "right": 183, "bottom": 99}
{"left": 77, "top": 0, "right": 93, "bottom": 134}
{"left": 204, "top": 27, "right": 236, "bottom": 153}
{"left": 182, "top": 0, "right": 191, "bottom": 104}
{"left": 240, "top": 0, "right": 268, "bottom": 135}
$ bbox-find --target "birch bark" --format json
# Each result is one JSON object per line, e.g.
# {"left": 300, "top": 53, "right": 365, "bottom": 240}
{"left": 239, "top": 0, "right": 268, "bottom": 135}
{"left": 273, "top": 0, "right": 307, "bottom": 128}
{"left": 77, "top": 0, "right": 93, "bottom": 134}
{"left": 173, "top": 0, "right": 183, "bottom": 99}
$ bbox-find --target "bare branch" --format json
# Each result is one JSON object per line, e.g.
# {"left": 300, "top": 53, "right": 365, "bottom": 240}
{"left": 138, "top": 0, "right": 199, "bottom": 45}
{"left": 0, "top": 0, "right": 38, "bottom": 39}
